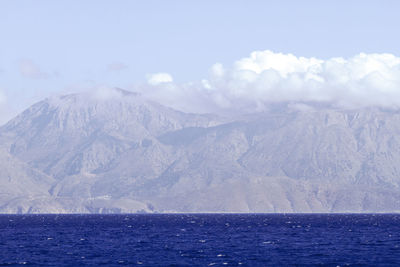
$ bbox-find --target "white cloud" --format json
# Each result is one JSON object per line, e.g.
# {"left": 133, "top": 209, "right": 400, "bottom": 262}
{"left": 138, "top": 50, "right": 400, "bottom": 114}
{"left": 19, "top": 59, "right": 49, "bottom": 79}
{"left": 0, "top": 90, "right": 10, "bottom": 125}
{"left": 89, "top": 85, "right": 126, "bottom": 101}
{"left": 146, "top": 72, "right": 173, "bottom": 85}
{"left": 234, "top": 50, "right": 323, "bottom": 77}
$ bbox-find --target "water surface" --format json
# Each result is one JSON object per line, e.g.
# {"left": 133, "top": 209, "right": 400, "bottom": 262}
{"left": 0, "top": 214, "right": 399, "bottom": 266}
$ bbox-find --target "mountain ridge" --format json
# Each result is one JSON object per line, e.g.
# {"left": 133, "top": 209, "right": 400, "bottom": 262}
{"left": 1, "top": 88, "right": 400, "bottom": 213}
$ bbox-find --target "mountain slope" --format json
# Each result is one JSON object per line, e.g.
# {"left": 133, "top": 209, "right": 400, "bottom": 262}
{"left": 1, "top": 89, "right": 219, "bottom": 179}
{"left": 1, "top": 89, "right": 400, "bottom": 213}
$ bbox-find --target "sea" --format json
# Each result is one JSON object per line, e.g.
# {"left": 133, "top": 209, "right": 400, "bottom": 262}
{"left": 0, "top": 214, "right": 399, "bottom": 266}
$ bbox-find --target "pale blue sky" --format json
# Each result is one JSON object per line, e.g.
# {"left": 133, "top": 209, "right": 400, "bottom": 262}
{"left": 0, "top": 0, "right": 400, "bottom": 122}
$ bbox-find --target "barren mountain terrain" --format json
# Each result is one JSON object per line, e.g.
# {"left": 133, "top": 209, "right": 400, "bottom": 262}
{"left": 1, "top": 88, "right": 400, "bottom": 213}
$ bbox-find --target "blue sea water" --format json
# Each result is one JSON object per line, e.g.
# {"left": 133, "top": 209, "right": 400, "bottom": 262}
{"left": 0, "top": 214, "right": 399, "bottom": 266}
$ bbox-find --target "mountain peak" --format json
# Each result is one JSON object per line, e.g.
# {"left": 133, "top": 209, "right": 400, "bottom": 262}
{"left": 1, "top": 91, "right": 400, "bottom": 213}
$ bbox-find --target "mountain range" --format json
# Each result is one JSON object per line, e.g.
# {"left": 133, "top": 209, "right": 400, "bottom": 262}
{"left": 1, "top": 88, "right": 400, "bottom": 213}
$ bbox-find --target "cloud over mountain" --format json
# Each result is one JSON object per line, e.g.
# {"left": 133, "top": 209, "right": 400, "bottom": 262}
{"left": 140, "top": 51, "right": 400, "bottom": 114}
{"left": 146, "top": 73, "right": 174, "bottom": 85}
{"left": 0, "top": 90, "right": 12, "bottom": 125}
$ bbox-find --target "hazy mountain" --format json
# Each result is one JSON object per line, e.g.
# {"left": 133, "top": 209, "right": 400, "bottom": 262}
{"left": 1, "top": 88, "right": 400, "bottom": 213}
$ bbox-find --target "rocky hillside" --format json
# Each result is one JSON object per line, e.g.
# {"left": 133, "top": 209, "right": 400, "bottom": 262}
{"left": 1, "top": 88, "right": 400, "bottom": 213}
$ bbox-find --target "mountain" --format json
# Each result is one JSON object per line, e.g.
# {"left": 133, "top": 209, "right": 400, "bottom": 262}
{"left": 1, "top": 88, "right": 400, "bottom": 213}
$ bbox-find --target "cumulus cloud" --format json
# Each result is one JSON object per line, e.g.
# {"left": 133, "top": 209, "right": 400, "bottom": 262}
{"left": 146, "top": 73, "right": 173, "bottom": 85}
{"left": 107, "top": 62, "right": 128, "bottom": 72}
{"left": 19, "top": 59, "right": 49, "bottom": 79}
{"left": 139, "top": 50, "right": 400, "bottom": 114}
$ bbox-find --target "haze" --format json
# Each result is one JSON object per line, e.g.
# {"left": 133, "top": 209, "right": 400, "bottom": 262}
{"left": 1, "top": 0, "right": 400, "bottom": 124}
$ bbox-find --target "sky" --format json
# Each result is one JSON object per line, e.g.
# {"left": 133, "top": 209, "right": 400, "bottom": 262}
{"left": 1, "top": 0, "right": 400, "bottom": 123}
